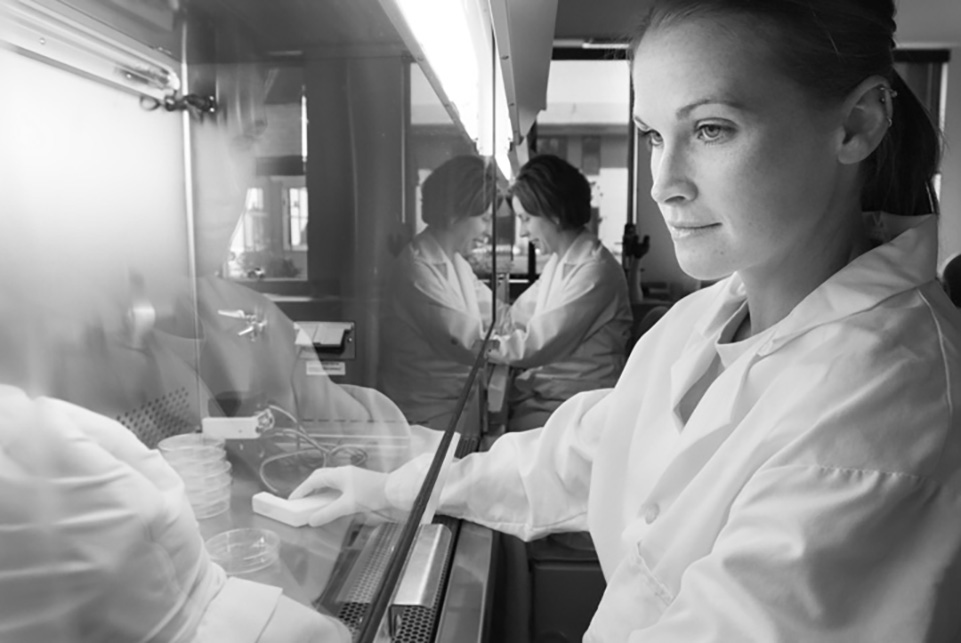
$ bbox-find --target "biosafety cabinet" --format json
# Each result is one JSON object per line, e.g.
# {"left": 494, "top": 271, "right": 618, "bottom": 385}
{"left": 0, "top": 0, "right": 555, "bottom": 640}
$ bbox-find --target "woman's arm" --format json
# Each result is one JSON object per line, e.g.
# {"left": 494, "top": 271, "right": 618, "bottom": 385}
{"left": 386, "top": 387, "right": 613, "bottom": 540}
{"left": 489, "top": 261, "right": 624, "bottom": 369}
{"left": 292, "top": 388, "right": 613, "bottom": 539}
{"left": 393, "top": 260, "right": 487, "bottom": 363}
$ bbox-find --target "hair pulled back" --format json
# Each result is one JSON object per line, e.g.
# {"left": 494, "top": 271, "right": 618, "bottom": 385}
{"left": 630, "top": 0, "right": 942, "bottom": 216}
{"left": 421, "top": 155, "right": 499, "bottom": 228}
{"left": 511, "top": 154, "right": 592, "bottom": 230}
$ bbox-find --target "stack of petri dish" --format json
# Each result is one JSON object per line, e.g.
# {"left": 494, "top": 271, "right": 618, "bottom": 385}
{"left": 158, "top": 433, "right": 232, "bottom": 519}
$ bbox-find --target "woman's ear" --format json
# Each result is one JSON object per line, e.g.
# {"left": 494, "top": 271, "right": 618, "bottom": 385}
{"left": 837, "top": 75, "right": 894, "bottom": 165}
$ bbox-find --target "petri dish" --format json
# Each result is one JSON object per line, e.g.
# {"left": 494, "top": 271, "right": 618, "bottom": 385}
{"left": 176, "top": 459, "right": 232, "bottom": 483}
{"left": 192, "top": 496, "right": 231, "bottom": 520}
{"left": 186, "top": 478, "right": 232, "bottom": 505}
{"left": 168, "top": 457, "right": 230, "bottom": 477}
{"left": 205, "top": 528, "right": 280, "bottom": 574}
{"left": 161, "top": 446, "right": 226, "bottom": 464}
{"left": 159, "top": 433, "right": 226, "bottom": 453}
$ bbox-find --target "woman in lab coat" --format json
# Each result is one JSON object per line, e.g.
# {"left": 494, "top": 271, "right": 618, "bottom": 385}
{"left": 293, "top": 1, "right": 961, "bottom": 640}
{"left": 489, "top": 154, "right": 632, "bottom": 430}
{"left": 379, "top": 155, "right": 502, "bottom": 429}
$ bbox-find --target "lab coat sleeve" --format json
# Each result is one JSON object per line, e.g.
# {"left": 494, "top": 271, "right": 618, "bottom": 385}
{"left": 474, "top": 276, "right": 507, "bottom": 329}
{"left": 623, "top": 465, "right": 961, "bottom": 643}
{"left": 396, "top": 260, "right": 486, "bottom": 364}
{"left": 198, "top": 579, "right": 351, "bottom": 643}
{"left": 488, "top": 260, "right": 616, "bottom": 368}
{"left": 507, "top": 278, "right": 541, "bottom": 328}
{"left": 0, "top": 387, "right": 341, "bottom": 643}
{"left": 386, "top": 387, "right": 613, "bottom": 541}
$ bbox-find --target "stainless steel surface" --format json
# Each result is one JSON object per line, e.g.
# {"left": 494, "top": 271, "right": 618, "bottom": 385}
{"left": 389, "top": 524, "right": 452, "bottom": 636}
{"left": 435, "top": 522, "right": 495, "bottom": 643}
{"left": 196, "top": 465, "right": 353, "bottom": 608}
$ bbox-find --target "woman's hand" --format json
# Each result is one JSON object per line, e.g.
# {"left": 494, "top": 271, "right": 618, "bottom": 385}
{"left": 289, "top": 466, "right": 398, "bottom": 526}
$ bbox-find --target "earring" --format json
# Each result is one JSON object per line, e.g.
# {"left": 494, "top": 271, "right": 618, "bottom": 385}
{"left": 877, "top": 85, "right": 898, "bottom": 127}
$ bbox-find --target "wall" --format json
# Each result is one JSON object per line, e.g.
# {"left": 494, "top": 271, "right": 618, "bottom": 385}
{"left": 0, "top": 44, "right": 192, "bottom": 400}
{"left": 0, "top": 48, "right": 190, "bottom": 332}
{"left": 896, "top": 0, "right": 961, "bottom": 264}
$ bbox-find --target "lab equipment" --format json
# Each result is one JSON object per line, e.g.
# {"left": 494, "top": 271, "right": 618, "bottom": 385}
{"left": 158, "top": 433, "right": 233, "bottom": 519}
{"left": 205, "top": 528, "right": 280, "bottom": 575}
{"left": 252, "top": 490, "right": 342, "bottom": 528}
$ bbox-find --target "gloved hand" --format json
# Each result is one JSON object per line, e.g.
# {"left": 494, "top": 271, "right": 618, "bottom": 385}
{"left": 289, "top": 465, "right": 400, "bottom": 527}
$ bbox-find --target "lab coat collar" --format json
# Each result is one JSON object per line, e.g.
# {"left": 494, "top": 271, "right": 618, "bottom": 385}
{"left": 534, "top": 230, "right": 598, "bottom": 310}
{"left": 559, "top": 229, "right": 599, "bottom": 274}
{"left": 413, "top": 228, "right": 450, "bottom": 267}
{"left": 412, "top": 229, "right": 482, "bottom": 317}
{"left": 691, "top": 213, "right": 937, "bottom": 356}
{"left": 762, "top": 213, "right": 937, "bottom": 355}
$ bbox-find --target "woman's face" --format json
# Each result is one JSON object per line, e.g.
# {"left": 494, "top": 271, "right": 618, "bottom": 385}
{"left": 452, "top": 208, "right": 493, "bottom": 256}
{"left": 513, "top": 196, "right": 559, "bottom": 254}
{"left": 631, "top": 17, "right": 851, "bottom": 282}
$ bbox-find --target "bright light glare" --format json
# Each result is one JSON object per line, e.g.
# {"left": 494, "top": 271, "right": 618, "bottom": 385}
{"left": 394, "top": 0, "right": 481, "bottom": 143}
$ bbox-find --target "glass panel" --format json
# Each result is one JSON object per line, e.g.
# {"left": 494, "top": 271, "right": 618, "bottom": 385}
{"left": 184, "top": 0, "right": 501, "bottom": 637}
{"left": 0, "top": 0, "right": 500, "bottom": 639}
{"left": 522, "top": 58, "right": 631, "bottom": 277}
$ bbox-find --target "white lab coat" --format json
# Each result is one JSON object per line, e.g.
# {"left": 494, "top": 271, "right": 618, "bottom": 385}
{"left": 388, "top": 213, "right": 961, "bottom": 641}
{"left": 0, "top": 386, "right": 350, "bottom": 643}
{"left": 379, "top": 229, "right": 494, "bottom": 429}
{"left": 488, "top": 230, "right": 632, "bottom": 430}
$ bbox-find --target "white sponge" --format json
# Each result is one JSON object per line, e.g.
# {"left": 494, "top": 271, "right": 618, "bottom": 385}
{"left": 251, "top": 490, "right": 340, "bottom": 527}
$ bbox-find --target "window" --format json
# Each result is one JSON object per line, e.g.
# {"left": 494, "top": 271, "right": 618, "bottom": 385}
{"left": 245, "top": 187, "right": 264, "bottom": 211}
{"left": 286, "top": 186, "right": 309, "bottom": 250}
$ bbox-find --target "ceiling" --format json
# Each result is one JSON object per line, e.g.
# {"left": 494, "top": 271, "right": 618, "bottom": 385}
{"left": 554, "top": 0, "right": 651, "bottom": 41}
{"left": 57, "top": 0, "right": 652, "bottom": 61}
{"left": 201, "top": 0, "right": 652, "bottom": 58}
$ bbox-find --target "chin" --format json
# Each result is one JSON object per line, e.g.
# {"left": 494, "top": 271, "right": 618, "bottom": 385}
{"left": 676, "top": 253, "right": 733, "bottom": 283}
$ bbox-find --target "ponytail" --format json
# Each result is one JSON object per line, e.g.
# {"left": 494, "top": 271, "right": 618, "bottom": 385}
{"left": 861, "top": 70, "right": 942, "bottom": 216}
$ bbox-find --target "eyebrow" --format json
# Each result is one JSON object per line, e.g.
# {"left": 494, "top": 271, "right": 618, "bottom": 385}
{"left": 633, "top": 97, "right": 748, "bottom": 129}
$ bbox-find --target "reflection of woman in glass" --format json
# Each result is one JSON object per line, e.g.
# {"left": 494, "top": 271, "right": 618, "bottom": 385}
{"left": 379, "top": 155, "right": 501, "bottom": 430}
{"left": 489, "top": 155, "right": 632, "bottom": 431}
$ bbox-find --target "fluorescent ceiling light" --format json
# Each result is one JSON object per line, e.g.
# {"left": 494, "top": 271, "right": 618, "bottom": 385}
{"left": 4, "top": 0, "right": 180, "bottom": 100}
{"left": 380, "top": 0, "right": 513, "bottom": 176}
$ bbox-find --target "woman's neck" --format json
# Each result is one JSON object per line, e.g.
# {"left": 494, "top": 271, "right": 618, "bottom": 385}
{"left": 551, "top": 227, "right": 584, "bottom": 258}
{"left": 429, "top": 227, "right": 462, "bottom": 261}
{"left": 739, "top": 212, "right": 873, "bottom": 338}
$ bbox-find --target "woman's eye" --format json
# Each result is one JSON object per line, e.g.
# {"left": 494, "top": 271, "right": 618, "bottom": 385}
{"left": 638, "top": 128, "right": 663, "bottom": 149}
{"left": 696, "top": 123, "right": 729, "bottom": 142}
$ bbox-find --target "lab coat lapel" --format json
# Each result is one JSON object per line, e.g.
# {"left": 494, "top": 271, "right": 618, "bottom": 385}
{"left": 551, "top": 231, "right": 594, "bottom": 307}
{"left": 668, "top": 278, "right": 745, "bottom": 432}
{"left": 419, "top": 232, "right": 478, "bottom": 316}
{"left": 653, "top": 352, "right": 755, "bottom": 501}
{"left": 535, "top": 254, "right": 559, "bottom": 313}
{"left": 451, "top": 253, "right": 482, "bottom": 320}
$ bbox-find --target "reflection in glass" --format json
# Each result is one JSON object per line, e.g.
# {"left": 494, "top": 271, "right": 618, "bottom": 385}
{"left": 0, "top": 0, "right": 505, "bottom": 637}
{"left": 379, "top": 155, "right": 503, "bottom": 430}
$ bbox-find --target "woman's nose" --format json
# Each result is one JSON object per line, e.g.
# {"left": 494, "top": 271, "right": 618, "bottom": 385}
{"left": 650, "top": 145, "right": 696, "bottom": 205}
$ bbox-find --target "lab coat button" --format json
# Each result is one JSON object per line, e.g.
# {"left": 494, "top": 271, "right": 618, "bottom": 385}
{"left": 643, "top": 503, "right": 660, "bottom": 524}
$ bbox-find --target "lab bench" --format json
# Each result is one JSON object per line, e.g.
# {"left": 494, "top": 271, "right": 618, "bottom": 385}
{"left": 198, "top": 444, "right": 497, "bottom": 643}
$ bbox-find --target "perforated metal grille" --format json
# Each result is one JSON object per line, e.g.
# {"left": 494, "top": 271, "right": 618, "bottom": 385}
{"left": 115, "top": 386, "right": 195, "bottom": 448}
{"left": 340, "top": 523, "right": 402, "bottom": 603}
{"left": 334, "top": 518, "right": 459, "bottom": 642}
